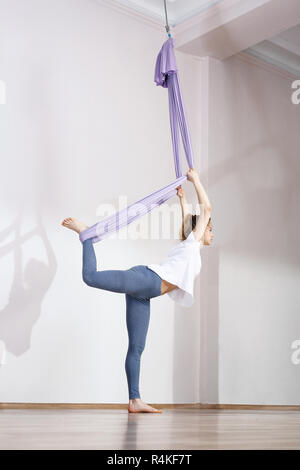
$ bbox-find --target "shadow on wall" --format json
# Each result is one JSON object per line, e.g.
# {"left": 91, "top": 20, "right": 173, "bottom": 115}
{"left": 0, "top": 211, "right": 57, "bottom": 356}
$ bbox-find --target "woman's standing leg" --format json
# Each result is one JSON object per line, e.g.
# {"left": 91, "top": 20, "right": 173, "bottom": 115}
{"left": 125, "top": 294, "right": 162, "bottom": 413}
{"left": 125, "top": 294, "right": 150, "bottom": 400}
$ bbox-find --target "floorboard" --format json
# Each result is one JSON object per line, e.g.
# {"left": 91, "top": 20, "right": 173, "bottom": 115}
{"left": 1, "top": 408, "right": 300, "bottom": 450}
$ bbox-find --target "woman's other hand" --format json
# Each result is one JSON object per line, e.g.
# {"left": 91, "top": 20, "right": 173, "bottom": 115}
{"left": 177, "top": 186, "right": 185, "bottom": 198}
{"left": 187, "top": 168, "right": 200, "bottom": 184}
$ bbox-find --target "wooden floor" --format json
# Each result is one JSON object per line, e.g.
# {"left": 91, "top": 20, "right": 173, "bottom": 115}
{"left": 1, "top": 408, "right": 300, "bottom": 450}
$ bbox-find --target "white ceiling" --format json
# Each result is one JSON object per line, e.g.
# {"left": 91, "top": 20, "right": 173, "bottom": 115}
{"left": 245, "top": 24, "right": 300, "bottom": 76}
{"left": 104, "top": 0, "right": 224, "bottom": 26}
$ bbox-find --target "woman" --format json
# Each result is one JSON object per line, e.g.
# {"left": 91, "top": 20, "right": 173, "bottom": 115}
{"left": 61, "top": 168, "right": 213, "bottom": 413}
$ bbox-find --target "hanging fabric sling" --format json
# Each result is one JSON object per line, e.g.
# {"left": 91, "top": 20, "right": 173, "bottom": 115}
{"left": 79, "top": 37, "right": 195, "bottom": 244}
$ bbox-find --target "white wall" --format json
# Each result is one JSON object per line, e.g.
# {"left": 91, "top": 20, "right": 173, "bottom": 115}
{"left": 200, "top": 54, "right": 300, "bottom": 405}
{"left": 2, "top": 0, "right": 298, "bottom": 407}
{"left": 0, "top": 0, "right": 202, "bottom": 403}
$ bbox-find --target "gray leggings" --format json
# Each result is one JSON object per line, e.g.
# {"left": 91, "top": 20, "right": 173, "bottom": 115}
{"left": 82, "top": 238, "right": 162, "bottom": 399}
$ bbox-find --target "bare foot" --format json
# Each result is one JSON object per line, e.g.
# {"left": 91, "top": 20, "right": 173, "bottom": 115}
{"left": 61, "top": 217, "right": 88, "bottom": 234}
{"left": 128, "top": 398, "right": 162, "bottom": 413}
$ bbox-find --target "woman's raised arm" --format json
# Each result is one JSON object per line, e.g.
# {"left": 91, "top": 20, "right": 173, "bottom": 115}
{"left": 186, "top": 168, "right": 212, "bottom": 243}
{"left": 177, "top": 186, "right": 191, "bottom": 219}
{"left": 187, "top": 168, "right": 211, "bottom": 209}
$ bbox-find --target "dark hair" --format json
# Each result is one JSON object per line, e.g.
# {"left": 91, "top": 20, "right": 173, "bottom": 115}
{"left": 181, "top": 214, "right": 211, "bottom": 241}
{"left": 191, "top": 214, "right": 198, "bottom": 230}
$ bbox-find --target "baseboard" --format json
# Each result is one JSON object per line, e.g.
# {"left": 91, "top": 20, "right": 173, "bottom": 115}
{"left": 1, "top": 403, "right": 300, "bottom": 410}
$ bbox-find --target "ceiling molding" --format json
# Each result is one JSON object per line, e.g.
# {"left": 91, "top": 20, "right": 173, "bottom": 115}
{"left": 236, "top": 51, "right": 299, "bottom": 80}
{"left": 96, "top": 0, "right": 163, "bottom": 31}
{"left": 269, "top": 36, "right": 300, "bottom": 57}
{"left": 96, "top": 0, "right": 252, "bottom": 38}
{"left": 97, "top": 0, "right": 226, "bottom": 28}
{"left": 243, "top": 45, "right": 300, "bottom": 78}
{"left": 95, "top": 0, "right": 270, "bottom": 41}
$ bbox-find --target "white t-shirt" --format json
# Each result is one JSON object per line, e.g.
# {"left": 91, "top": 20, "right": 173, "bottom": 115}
{"left": 147, "top": 230, "right": 202, "bottom": 307}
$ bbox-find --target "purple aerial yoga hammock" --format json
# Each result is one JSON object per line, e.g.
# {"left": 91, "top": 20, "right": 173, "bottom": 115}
{"left": 79, "top": 37, "right": 194, "bottom": 243}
